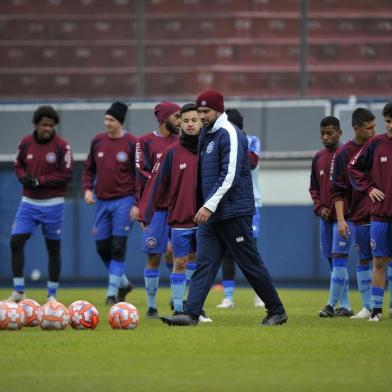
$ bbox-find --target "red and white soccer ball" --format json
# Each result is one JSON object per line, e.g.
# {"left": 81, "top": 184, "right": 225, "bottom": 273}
{"left": 40, "top": 301, "right": 70, "bottom": 330}
{"left": 0, "top": 301, "right": 25, "bottom": 330}
{"left": 108, "top": 302, "right": 139, "bottom": 330}
{"left": 20, "top": 299, "right": 42, "bottom": 327}
{"left": 68, "top": 300, "right": 99, "bottom": 330}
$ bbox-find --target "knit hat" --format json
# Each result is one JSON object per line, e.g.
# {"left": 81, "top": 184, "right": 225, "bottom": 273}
{"left": 196, "top": 89, "right": 224, "bottom": 113}
{"left": 154, "top": 101, "right": 181, "bottom": 124}
{"left": 106, "top": 101, "right": 128, "bottom": 124}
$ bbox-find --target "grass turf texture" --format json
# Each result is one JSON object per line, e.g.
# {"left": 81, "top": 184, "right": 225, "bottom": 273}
{"left": 1, "top": 287, "right": 391, "bottom": 392}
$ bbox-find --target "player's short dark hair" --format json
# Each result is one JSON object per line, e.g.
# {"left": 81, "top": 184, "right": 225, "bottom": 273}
{"left": 226, "top": 108, "right": 243, "bottom": 130}
{"left": 382, "top": 102, "right": 392, "bottom": 118}
{"left": 32, "top": 105, "right": 59, "bottom": 125}
{"left": 352, "top": 107, "right": 375, "bottom": 127}
{"left": 320, "top": 116, "right": 340, "bottom": 129}
{"left": 180, "top": 103, "right": 198, "bottom": 115}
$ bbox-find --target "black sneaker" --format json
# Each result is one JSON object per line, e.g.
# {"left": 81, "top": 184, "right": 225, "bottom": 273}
{"left": 334, "top": 307, "right": 354, "bottom": 317}
{"left": 146, "top": 307, "right": 158, "bottom": 319}
{"left": 319, "top": 304, "right": 335, "bottom": 318}
{"left": 105, "top": 296, "right": 117, "bottom": 306}
{"left": 260, "top": 312, "right": 288, "bottom": 326}
{"left": 117, "top": 282, "right": 133, "bottom": 303}
{"left": 160, "top": 312, "right": 198, "bottom": 326}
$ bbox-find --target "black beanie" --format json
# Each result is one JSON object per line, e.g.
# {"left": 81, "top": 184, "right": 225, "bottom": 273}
{"left": 106, "top": 101, "right": 128, "bottom": 124}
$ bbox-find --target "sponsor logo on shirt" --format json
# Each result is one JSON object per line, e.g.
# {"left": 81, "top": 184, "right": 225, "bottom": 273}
{"left": 319, "top": 169, "right": 324, "bottom": 176}
{"left": 179, "top": 163, "right": 187, "bottom": 170}
{"left": 206, "top": 141, "right": 214, "bottom": 154}
{"left": 98, "top": 152, "right": 104, "bottom": 158}
{"left": 117, "top": 151, "right": 127, "bottom": 162}
{"left": 156, "top": 153, "right": 162, "bottom": 160}
{"left": 46, "top": 152, "right": 56, "bottom": 163}
{"left": 27, "top": 154, "right": 33, "bottom": 160}
{"left": 380, "top": 156, "right": 388, "bottom": 163}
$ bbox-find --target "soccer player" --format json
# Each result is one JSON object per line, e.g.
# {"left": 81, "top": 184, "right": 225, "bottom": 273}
{"left": 139, "top": 103, "right": 212, "bottom": 320}
{"left": 7, "top": 105, "right": 73, "bottom": 302}
{"left": 82, "top": 102, "right": 137, "bottom": 305}
{"left": 309, "top": 116, "right": 354, "bottom": 318}
{"left": 135, "top": 101, "right": 181, "bottom": 318}
{"left": 216, "top": 108, "right": 264, "bottom": 309}
{"left": 348, "top": 102, "right": 392, "bottom": 321}
{"left": 331, "top": 108, "right": 376, "bottom": 319}
{"left": 161, "top": 89, "right": 287, "bottom": 326}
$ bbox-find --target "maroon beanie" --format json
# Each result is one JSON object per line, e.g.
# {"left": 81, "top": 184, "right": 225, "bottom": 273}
{"left": 196, "top": 89, "right": 224, "bottom": 113}
{"left": 154, "top": 101, "right": 181, "bottom": 124}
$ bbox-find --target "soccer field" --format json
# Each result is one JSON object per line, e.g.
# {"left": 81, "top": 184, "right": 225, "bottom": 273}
{"left": 1, "top": 287, "right": 391, "bottom": 392}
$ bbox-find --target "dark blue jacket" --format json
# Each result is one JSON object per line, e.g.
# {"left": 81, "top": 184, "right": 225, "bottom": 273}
{"left": 197, "top": 113, "right": 255, "bottom": 221}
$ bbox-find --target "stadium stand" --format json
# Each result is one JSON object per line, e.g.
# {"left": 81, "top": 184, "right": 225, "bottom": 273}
{"left": 0, "top": 0, "right": 390, "bottom": 98}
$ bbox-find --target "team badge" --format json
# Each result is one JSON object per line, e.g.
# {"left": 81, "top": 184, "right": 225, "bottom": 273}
{"left": 206, "top": 141, "right": 214, "bottom": 153}
{"left": 46, "top": 152, "right": 56, "bottom": 163}
{"left": 117, "top": 151, "right": 127, "bottom": 162}
{"left": 370, "top": 239, "right": 376, "bottom": 250}
{"left": 145, "top": 237, "right": 157, "bottom": 249}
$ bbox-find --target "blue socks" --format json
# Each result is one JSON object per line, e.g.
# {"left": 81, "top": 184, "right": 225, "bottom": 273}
{"left": 170, "top": 273, "right": 186, "bottom": 312}
{"left": 328, "top": 258, "right": 348, "bottom": 308}
{"left": 371, "top": 287, "right": 384, "bottom": 310}
{"left": 356, "top": 264, "right": 372, "bottom": 310}
{"left": 107, "top": 260, "right": 125, "bottom": 297}
{"left": 223, "top": 280, "right": 235, "bottom": 301}
{"left": 47, "top": 281, "right": 59, "bottom": 297}
{"left": 13, "top": 277, "right": 25, "bottom": 293}
{"left": 144, "top": 268, "right": 159, "bottom": 309}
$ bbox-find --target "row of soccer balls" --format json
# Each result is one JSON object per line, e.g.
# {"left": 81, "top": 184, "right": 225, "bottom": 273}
{"left": 0, "top": 299, "right": 140, "bottom": 330}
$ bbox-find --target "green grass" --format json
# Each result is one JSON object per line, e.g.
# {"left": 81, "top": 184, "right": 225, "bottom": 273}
{"left": 1, "top": 287, "right": 391, "bottom": 392}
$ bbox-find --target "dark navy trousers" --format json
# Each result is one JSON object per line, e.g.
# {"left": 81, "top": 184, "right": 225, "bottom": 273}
{"left": 184, "top": 215, "right": 285, "bottom": 318}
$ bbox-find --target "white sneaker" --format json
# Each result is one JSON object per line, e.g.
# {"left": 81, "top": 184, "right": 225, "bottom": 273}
{"left": 47, "top": 295, "right": 57, "bottom": 303}
{"left": 216, "top": 298, "right": 234, "bottom": 308}
{"left": 350, "top": 307, "right": 371, "bottom": 319}
{"left": 254, "top": 295, "right": 265, "bottom": 308}
{"left": 368, "top": 312, "right": 382, "bottom": 322}
{"left": 199, "top": 310, "right": 213, "bottom": 323}
{"left": 7, "top": 291, "right": 25, "bottom": 303}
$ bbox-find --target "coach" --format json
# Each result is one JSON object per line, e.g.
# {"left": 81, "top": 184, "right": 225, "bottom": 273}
{"left": 161, "top": 89, "right": 287, "bottom": 326}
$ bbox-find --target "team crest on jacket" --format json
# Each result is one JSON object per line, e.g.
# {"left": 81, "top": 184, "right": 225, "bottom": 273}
{"left": 116, "top": 151, "right": 127, "bottom": 162}
{"left": 145, "top": 236, "right": 157, "bottom": 249}
{"left": 206, "top": 141, "right": 214, "bottom": 153}
{"left": 46, "top": 152, "right": 56, "bottom": 163}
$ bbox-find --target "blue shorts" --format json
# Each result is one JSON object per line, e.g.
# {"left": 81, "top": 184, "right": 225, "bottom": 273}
{"left": 370, "top": 221, "right": 392, "bottom": 257}
{"left": 141, "top": 210, "right": 170, "bottom": 254}
{"left": 252, "top": 207, "right": 261, "bottom": 239}
{"left": 93, "top": 196, "right": 135, "bottom": 240}
{"left": 319, "top": 219, "right": 354, "bottom": 259}
{"left": 353, "top": 224, "right": 372, "bottom": 261}
{"left": 11, "top": 201, "right": 64, "bottom": 240}
{"left": 171, "top": 227, "right": 197, "bottom": 258}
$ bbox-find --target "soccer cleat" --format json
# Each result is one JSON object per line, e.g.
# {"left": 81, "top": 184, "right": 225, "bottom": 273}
{"left": 350, "top": 307, "right": 371, "bottom": 319}
{"left": 335, "top": 307, "right": 354, "bottom": 317}
{"left": 216, "top": 298, "right": 234, "bottom": 308}
{"left": 260, "top": 312, "right": 288, "bottom": 326}
{"left": 254, "top": 295, "right": 265, "bottom": 308}
{"left": 105, "top": 296, "right": 117, "bottom": 306}
{"left": 199, "top": 310, "right": 213, "bottom": 323}
{"left": 368, "top": 310, "right": 382, "bottom": 322}
{"left": 319, "top": 304, "right": 335, "bottom": 318}
{"left": 160, "top": 312, "right": 198, "bottom": 326}
{"left": 117, "top": 282, "right": 133, "bottom": 303}
{"left": 7, "top": 291, "right": 25, "bottom": 303}
{"left": 146, "top": 307, "right": 159, "bottom": 319}
{"left": 47, "top": 295, "right": 57, "bottom": 303}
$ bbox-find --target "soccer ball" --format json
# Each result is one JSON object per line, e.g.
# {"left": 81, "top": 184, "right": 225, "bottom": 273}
{"left": 68, "top": 300, "right": 99, "bottom": 330}
{"left": 0, "top": 301, "right": 25, "bottom": 330}
{"left": 20, "top": 299, "right": 42, "bottom": 327}
{"left": 108, "top": 302, "right": 139, "bottom": 330}
{"left": 40, "top": 301, "right": 70, "bottom": 330}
